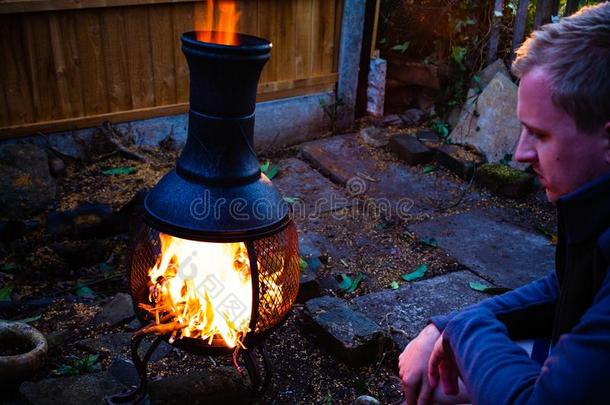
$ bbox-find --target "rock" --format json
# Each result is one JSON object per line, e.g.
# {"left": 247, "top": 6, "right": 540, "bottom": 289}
{"left": 49, "top": 157, "right": 66, "bottom": 177}
{"left": 387, "top": 60, "right": 441, "bottom": 89}
{"left": 49, "top": 240, "right": 112, "bottom": 269}
{"left": 384, "top": 86, "right": 417, "bottom": 113}
{"left": 476, "top": 163, "right": 534, "bottom": 198}
{"left": 379, "top": 114, "right": 403, "bottom": 128}
{"left": 297, "top": 269, "right": 321, "bottom": 303}
{"left": 388, "top": 134, "right": 434, "bottom": 165}
{"left": 367, "top": 57, "right": 387, "bottom": 117}
{"left": 475, "top": 58, "right": 510, "bottom": 90}
{"left": 400, "top": 108, "right": 426, "bottom": 126}
{"left": 47, "top": 203, "right": 127, "bottom": 239}
{"left": 303, "top": 296, "right": 384, "bottom": 366}
{"left": 0, "top": 144, "right": 56, "bottom": 220}
{"left": 76, "top": 332, "right": 172, "bottom": 363}
{"left": 108, "top": 357, "right": 139, "bottom": 388}
{"left": 360, "top": 127, "right": 389, "bottom": 148}
{"left": 407, "top": 208, "right": 555, "bottom": 289}
{"left": 148, "top": 368, "right": 248, "bottom": 404}
{"left": 94, "top": 293, "right": 135, "bottom": 326}
{"left": 437, "top": 144, "right": 486, "bottom": 180}
{"left": 351, "top": 271, "right": 488, "bottom": 349}
{"left": 446, "top": 106, "right": 462, "bottom": 129}
{"left": 19, "top": 372, "right": 125, "bottom": 405}
{"left": 354, "top": 395, "right": 381, "bottom": 405}
{"left": 415, "top": 129, "right": 442, "bottom": 149}
{"left": 450, "top": 72, "right": 524, "bottom": 169}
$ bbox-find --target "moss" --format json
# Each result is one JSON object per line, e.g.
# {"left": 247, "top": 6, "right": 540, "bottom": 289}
{"left": 479, "top": 163, "right": 530, "bottom": 186}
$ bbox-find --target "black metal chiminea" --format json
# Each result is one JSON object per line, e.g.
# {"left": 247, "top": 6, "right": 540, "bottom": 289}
{"left": 108, "top": 31, "right": 299, "bottom": 404}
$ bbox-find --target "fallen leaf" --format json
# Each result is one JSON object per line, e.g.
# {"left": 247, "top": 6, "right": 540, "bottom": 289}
{"left": 74, "top": 281, "right": 95, "bottom": 299}
{"left": 283, "top": 196, "right": 301, "bottom": 205}
{"left": 390, "top": 281, "right": 399, "bottom": 290}
{"left": 299, "top": 257, "right": 309, "bottom": 272}
{"left": 339, "top": 273, "right": 365, "bottom": 293}
{"left": 423, "top": 164, "right": 436, "bottom": 174}
{"left": 261, "top": 160, "right": 280, "bottom": 180}
{"left": 17, "top": 314, "right": 42, "bottom": 323}
{"left": 339, "top": 274, "right": 353, "bottom": 290}
{"left": 468, "top": 281, "right": 511, "bottom": 295}
{"left": 468, "top": 281, "right": 489, "bottom": 292}
{"left": 102, "top": 167, "right": 136, "bottom": 176}
{"left": 401, "top": 264, "right": 427, "bottom": 281}
{"left": 0, "top": 285, "right": 13, "bottom": 302}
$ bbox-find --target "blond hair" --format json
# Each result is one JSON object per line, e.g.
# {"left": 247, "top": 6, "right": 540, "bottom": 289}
{"left": 512, "top": 2, "right": 610, "bottom": 133}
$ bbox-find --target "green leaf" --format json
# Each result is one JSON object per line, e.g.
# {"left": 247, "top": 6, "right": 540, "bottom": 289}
{"left": 420, "top": 237, "right": 438, "bottom": 247}
{"left": 423, "top": 164, "right": 436, "bottom": 174}
{"left": 347, "top": 273, "right": 365, "bottom": 293}
{"left": 261, "top": 161, "right": 280, "bottom": 180}
{"left": 391, "top": 41, "right": 410, "bottom": 54}
{"left": 451, "top": 46, "right": 467, "bottom": 66}
{"left": 0, "top": 263, "right": 17, "bottom": 273}
{"left": 379, "top": 37, "right": 387, "bottom": 45}
{"left": 17, "top": 314, "right": 42, "bottom": 323}
{"left": 74, "top": 281, "right": 95, "bottom": 299}
{"left": 101, "top": 167, "right": 136, "bottom": 176}
{"left": 339, "top": 273, "right": 365, "bottom": 293}
{"left": 390, "top": 281, "right": 399, "bottom": 290}
{"left": 339, "top": 274, "right": 353, "bottom": 290}
{"left": 260, "top": 161, "right": 270, "bottom": 172}
{"left": 401, "top": 264, "right": 427, "bottom": 281}
{"left": 299, "top": 257, "right": 309, "bottom": 272}
{"left": 469, "top": 281, "right": 511, "bottom": 295}
{"left": 53, "top": 354, "right": 101, "bottom": 376}
{"left": 99, "top": 262, "right": 115, "bottom": 278}
{"left": 283, "top": 196, "right": 301, "bottom": 205}
{"left": 0, "top": 286, "right": 13, "bottom": 302}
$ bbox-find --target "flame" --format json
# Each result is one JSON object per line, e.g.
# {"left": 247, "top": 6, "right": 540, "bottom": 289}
{"left": 141, "top": 233, "right": 252, "bottom": 348}
{"left": 194, "top": 0, "right": 241, "bottom": 45}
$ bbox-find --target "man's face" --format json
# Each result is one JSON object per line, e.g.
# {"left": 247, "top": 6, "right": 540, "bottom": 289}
{"left": 514, "top": 67, "right": 610, "bottom": 202}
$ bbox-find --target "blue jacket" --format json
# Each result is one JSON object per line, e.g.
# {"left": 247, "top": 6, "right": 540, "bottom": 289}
{"left": 430, "top": 172, "right": 610, "bottom": 405}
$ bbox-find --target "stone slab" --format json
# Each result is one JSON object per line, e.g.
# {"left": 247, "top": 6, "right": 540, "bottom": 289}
{"left": 388, "top": 134, "right": 434, "bottom": 165}
{"left": 94, "top": 293, "right": 135, "bottom": 327}
{"left": 300, "top": 135, "right": 479, "bottom": 216}
{"left": 351, "top": 271, "right": 488, "bottom": 349}
{"left": 303, "top": 296, "right": 384, "bottom": 366}
{"left": 273, "top": 158, "right": 351, "bottom": 217}
{"left": 407, "top": 208, "right": 555, "bottom": 289}
{"left": 76, "top": 332, "right": 172, "bottom": 362}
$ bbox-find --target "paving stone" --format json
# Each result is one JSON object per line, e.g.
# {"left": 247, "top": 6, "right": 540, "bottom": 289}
{"left": 360, "top": 126, "right": 389, "bottom": 148}
{"left": 399, "top": 108, "right": 426, "bottom": 126}
{"left": 47, "top": 203, "right": 127, "bottom": 240}
{"left": 415, "top": 129, "right": 442, "bottom": 149}
{"left": 388, "top": 134, "right": 434, "bottom": 165}
{"left": 437, "top": 143, "right": 486, "bottom": 180}
{"left": 77, "top": 332, "right": 173, "bottom": 362}
{"left": 20, "top": 372, "right": 125, "bottom": 405}
{"left": 450, "top": 72, "right": 525, "bottom": 170}
{"left": 107, "top": 357, "right": 139, "bottom": 387}
{"left": 350, "top": 271, "right": 489, "bottom": 349}
{"left": 148, "top": 368, "right": 248, "bottom": 404}
{"left": 379, "top": 114, "right": 403, "bottom": 127}
{"left": 297, "top": 269, "right": 321, "bottom": 303}
{"left": 300, "top": 135, "right": 479, "bottom": 216}
{"left": 94, "top": 293, "right": 135, "bottom": 327}
{"left": 407, "top": 208, "right": 555, "bottom": 289}
{"left": 273, "top": 158, "right": 351, "bottom": 217}
{"left": 476, "top": 163, "right": 534, "bottom": 198}
{"left": 0, "top": 144, "right": 56, "bottom": 220}
{"left": 303, "top": 296, "right": 384, "bottom": 366}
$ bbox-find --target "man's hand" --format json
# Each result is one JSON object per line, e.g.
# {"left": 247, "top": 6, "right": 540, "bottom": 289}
{"left": 428, "top": 333, "right": 460, "bottom": 396}
{"left": 398, "top": 324, "right": 441, "bottom": 405}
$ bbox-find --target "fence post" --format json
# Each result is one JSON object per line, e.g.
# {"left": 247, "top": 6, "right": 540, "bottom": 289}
{"left": 534, "top": 0, "right": 553, "bottom": 28}
{"left": 511, "top": 0, "right": 530, "bottom": 61}
{"left": 565, "top": 0, "right": 579, "bottom": 16}
{"left": 487, "top": 0, "right": 504, "bottom": 64}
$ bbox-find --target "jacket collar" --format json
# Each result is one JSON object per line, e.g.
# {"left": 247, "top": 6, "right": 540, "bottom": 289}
{"left": 557, "top": 172, "right": 610, "bottom": 245}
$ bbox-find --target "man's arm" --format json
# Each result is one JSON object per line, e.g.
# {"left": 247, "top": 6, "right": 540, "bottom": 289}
{"left": 431, "top": 272, "right": 559, "bottom": 340}
{"left": 442, "top": 269, "right": 610, "bottom": 405}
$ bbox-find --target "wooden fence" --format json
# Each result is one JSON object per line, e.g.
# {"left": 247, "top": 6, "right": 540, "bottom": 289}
{"left": 0, "top": 0, "right": 344, "bottom": 138}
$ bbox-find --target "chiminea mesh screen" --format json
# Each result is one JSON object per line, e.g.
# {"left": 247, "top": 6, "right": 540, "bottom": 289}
{"left": 129, "top": 221, "right": 299, "bottom": 346}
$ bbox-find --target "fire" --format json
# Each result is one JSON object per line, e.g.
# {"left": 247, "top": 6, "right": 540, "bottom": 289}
{"left": 194, "top": 0, "right": 241, "bottom": 45}
{"left": 139, "top": 233, "right": 252, "bottom": 348}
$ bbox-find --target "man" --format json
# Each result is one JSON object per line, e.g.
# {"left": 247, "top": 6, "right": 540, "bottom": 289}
{"left": 398, "top": 3, "right": 610, "bottom": 404}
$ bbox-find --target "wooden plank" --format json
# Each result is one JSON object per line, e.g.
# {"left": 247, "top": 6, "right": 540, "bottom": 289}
{"left": 237, "top": 0, "right": 257, "bottom": 36}
{"left": 149, "top": 3, "right": 177, "bottom": 105}
{"left": 56, "top": 11, "right": 85, "bottom": 117}
{"left": 294, "top": 0, "right": 312, "bottom": 79}
{"left": 75, "top": 9, "right": 108, "bottom": 115}
{"left": 511, "top": 0, "right": 530, "bottom": 60}
{"left": 22, "top": 13, "right": 61, "bottom": 121}
{"left": 171, "top": 2, "right": 193, "bottom": 102}
{"left": 0, "top": 0, "right": 199, "bottom": 14}
{"left": 256, "top": 81, "right": 334, "bottom": 102}
{"left": 319, "top": 0, "right": 336, "bottom": 74}
{"left": 101, "top": 8, "right": 131, "bottom": 112}
{"left": 123, "top": 6, "right": 155, "bottom": 108}
{"left": 257, "top": 0, "right": 278, "bottom": 83}
{"left": 275, "top": 0, "right": 295, "bottom": 81}
{"left": 332, "top": 0, "right": 343, "bottom": 72}
{"left": 369, "top": 0, "right": 380, "bottom": 58}
{"left": 0, "top": 15, "right": 35, "bottom": 125}
{"left": 257, "top": 73, "right": 337, "bottom": 94}
{"left": 48, "top": 13, "right": 73, "bottom": 117}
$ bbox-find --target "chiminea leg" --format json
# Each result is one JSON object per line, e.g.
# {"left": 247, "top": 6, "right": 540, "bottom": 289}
{"left": 106, "top": 334, "right": 164, "bottom": 405}
{"left": 240, "top": 342, "right": 272, "bottom": 396}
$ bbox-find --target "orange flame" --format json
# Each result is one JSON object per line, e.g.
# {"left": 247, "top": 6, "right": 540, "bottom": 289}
{"left": 195, "top": 0, "right": 241, "bottom": 45}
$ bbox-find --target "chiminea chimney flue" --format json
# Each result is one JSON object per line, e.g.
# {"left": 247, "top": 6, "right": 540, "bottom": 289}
{"left": 144, "top": 31, "right": 289, "bottom": 242}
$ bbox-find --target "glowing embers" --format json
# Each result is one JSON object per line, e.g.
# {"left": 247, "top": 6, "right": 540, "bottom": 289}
{"left": 138, "top": 233, "right": 252, "bottom": 349}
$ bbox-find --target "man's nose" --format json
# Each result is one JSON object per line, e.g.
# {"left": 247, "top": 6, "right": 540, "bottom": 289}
{"left": 514, "top": 130, "right": 536, "bottom": 163}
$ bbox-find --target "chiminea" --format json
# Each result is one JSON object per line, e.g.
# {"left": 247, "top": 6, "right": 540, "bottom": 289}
{"left": 108, "top": 31, "right": 299, "bottom": 404}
